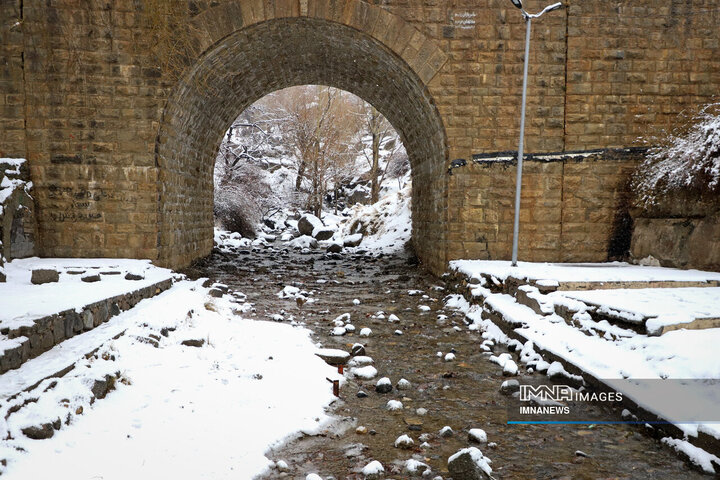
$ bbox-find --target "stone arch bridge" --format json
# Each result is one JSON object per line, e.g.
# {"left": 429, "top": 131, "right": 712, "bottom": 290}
{"left": 0, "top": 0, "right": 718, "bottom": 274}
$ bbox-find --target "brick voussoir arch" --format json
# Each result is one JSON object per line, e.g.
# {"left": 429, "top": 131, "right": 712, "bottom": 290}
{"left": 188, "top": 0, "right": 448, "bottom": 85}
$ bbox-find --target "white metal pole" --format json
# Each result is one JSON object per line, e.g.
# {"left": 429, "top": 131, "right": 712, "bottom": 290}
{"left": 511, "top": 16, "right": 532, "bottom": 267}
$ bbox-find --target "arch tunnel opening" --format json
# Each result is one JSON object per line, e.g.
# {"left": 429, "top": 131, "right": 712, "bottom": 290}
{"left": 155, "top": 16, "right": 448, "bottom": 272}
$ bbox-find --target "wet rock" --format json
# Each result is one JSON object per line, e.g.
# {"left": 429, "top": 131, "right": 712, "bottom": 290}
{"left": 81, "top": 274, "right": 101, "bottom": 283}
{"left": 357, "top": 391, "right": 369, "bottom": 398}
{"left": 31, "top": 269, "right": 59, "bottom": 285}
{"left": 22, "top": 423, "right": 55, "bottom": 439}
{"left": 181, "top": 339, "right": 205, "bottom": 348}
{"left": 209, "top": 288, "right": 224, "bottom": 298}
{"left": 351, "top": 344, "right": 366, "bottom": 357}
{"left": 375, "top": 377, "right": 393, "bottom": 394}
{"left": 447, "top": 447, "right": 493, "bottom": 480}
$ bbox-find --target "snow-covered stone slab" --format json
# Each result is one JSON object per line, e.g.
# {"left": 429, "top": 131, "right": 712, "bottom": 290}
{"left": 0, "top": 258, "right": 174, "bottom": 325}
{"left": 314, "top": 348, "right": 350, "bottom": 366}
{"left": 553, "top": 287, "right": 720, "bottom": 334}
{"left": 450, "top": 260, "right": 720, "bottom": 290}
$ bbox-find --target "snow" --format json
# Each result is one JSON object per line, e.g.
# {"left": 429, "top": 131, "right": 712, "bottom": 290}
{"left": 450, "top": 260, "right": 720, "bottom": 284}
{"left": 0, "top": 280, "right": 338, "bottom": 479}
{"left": 661, "top": 437, "right": 720, "bottom": 474}
{"left": 0, "top": 258, "right": 174, "bottom": 328}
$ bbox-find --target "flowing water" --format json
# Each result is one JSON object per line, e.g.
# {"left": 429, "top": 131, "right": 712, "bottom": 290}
{"left": 183, "top": 244, "right": 705, "bottom": 480}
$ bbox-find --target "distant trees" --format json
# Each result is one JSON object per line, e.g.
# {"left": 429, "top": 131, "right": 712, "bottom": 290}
{"left": 213, "top": 85, "right": 409, "bottom": 234}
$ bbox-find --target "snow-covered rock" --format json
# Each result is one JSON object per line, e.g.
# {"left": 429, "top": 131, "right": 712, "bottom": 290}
{"left": 359, "top": 327, "right": 372, "bottom": 337}
{"left": 468, "top": 428, "right": 488, "bottom": 443}
{"left": 315, "top": 348, "right": 350, "bottom": 366}
{"left": 394, "top": 434, "right": 414, "bottom": 448}
{"left": 439, "top": 426, "right": 454, "bottom": 437}
{"left": 362, "top": 460, "right": 385, "bottom": 479}
{"left": 448, "top": 447, "right": 493, "bottom": 479}
{"left": 351, "top": 365, "right": 378, "bottom": 380}
{"left": 343, "top": 233, "right": 363, "bottom": 247}
{"left": 397, "top": 378, "right": 411, "bottom": 390}
{"left": 375, "top": 377, "right": 392, "bottom": 394}
{"left": 388, "top": 314, "right": 400, "bottom": 323}
{"left": 348, "top": 355, "right": 373, "bottom": 367}
{"left": 297, "top": 214, "right": 324, "bottom": 236}
{"left": 444, "top": 352, "right": 456, "bottom": 362}
{"left": 387, "top": 400, "right": 403, "bottom": 411}
{"left": 330, "top": 326, "right": 347, "bottom": 336}
{"left": 404, "top": 458, "right": 430, "bottom": 475}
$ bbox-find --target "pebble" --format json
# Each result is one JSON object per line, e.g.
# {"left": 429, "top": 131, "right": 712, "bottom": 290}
{"left": 387, "top": 400, "right": 403, "bottom": 411}
{"left": 416, "top": 408, "right": 428, "bottom": 416}
{"left": 275, "top": 460, "right": 290, "bottom": 472}
{"left": 439, "top": 426, "right": 454, "bottom": 437}
{"left": 306, "top": 474, "right": 323, "bottom": 480}
{"left": 394, "top": 329, "right": 403, "bottom": 335}
{"left": 419, "top": 433, "right": 431, "bottom": 442}
{"left": 353, "top": 299, "right": 361, "bottom": 305}
{"left": 356, "top": 426, "right": 368, "bottom": 434}
{"left": 388, "top": 314, "right": 400, "bottom": 323}
{"left": 444, "top": 352, "right": 456, "bottom": 361}
{"left": 344, "top": 324, "right": 356, "bottom": 332}
{"left": 357, "top": 390, "right": 368, "bottom": 398}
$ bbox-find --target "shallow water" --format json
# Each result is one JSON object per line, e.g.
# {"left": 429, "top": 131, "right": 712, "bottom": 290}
{"left": 183, "top": 245, "right": 706, "bottom": 480}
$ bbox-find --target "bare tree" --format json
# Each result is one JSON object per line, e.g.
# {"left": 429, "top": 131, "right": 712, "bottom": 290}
{"left": 356, "top": 104, "right": 404, "bottom": 203}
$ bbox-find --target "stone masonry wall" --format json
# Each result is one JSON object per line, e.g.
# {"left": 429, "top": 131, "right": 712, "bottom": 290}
{"left": 446, "top": 150, "right": 641, "bottom": 264}
{"left": 0, "top": 0, "right": 717, "bottom": 272}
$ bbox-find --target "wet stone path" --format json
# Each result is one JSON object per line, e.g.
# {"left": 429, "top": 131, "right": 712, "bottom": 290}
{"left": 183, "top": 245, "right": 705, "bottom": 480}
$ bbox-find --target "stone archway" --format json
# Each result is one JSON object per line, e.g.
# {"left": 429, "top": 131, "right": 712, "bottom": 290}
{"left": 155, "top": 1, "right": 449, "bottom": 272}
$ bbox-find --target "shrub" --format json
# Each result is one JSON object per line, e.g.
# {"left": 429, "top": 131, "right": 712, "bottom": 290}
{"left": 632, "top": 103, "right": 720, "bottom": 208}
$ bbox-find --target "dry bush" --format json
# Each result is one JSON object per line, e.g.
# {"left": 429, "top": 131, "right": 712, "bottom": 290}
{"left": 633, "top": 103, "right": 720, "bottom": 208}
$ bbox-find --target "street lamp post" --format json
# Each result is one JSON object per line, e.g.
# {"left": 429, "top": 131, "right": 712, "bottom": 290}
{"left": 509, "top": 0, "right": 563, "bottom": 267}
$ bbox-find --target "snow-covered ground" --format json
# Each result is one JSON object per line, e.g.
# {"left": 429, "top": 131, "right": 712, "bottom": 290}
{"left": 0, "top": 280, "right": 339, "bottom": 479}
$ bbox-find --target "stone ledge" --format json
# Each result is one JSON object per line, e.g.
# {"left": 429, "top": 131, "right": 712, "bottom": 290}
{"left": 0, "top": 277, "right": 174, "bottom": 375}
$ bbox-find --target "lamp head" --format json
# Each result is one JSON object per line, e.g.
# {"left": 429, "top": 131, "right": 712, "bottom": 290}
{"left": 509, "top": 0, "right": 523, "bottom": 9}
{"left": 545, "top": 2, "right": 563, "bottom": 12}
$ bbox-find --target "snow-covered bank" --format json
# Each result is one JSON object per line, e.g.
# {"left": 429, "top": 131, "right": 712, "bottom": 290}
{"left": 0, "top": 280, "right": 339, "bottom": 479}
{"left": 446, "top": 260, "right": 720, "bottom": 474}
